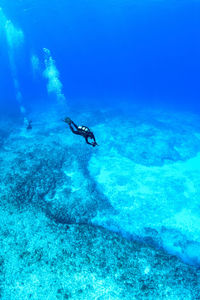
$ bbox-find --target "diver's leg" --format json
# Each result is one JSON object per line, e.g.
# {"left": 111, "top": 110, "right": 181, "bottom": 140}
{"left": 71, "top": 121, "right": 79, "bottom": 130}
{"left": 69, "top": 124, "right": 79, "bottom": 135}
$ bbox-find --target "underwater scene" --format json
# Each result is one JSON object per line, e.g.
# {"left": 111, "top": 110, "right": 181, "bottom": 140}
{"left": 0, "top": 0, "right": 200, "bottom": 299}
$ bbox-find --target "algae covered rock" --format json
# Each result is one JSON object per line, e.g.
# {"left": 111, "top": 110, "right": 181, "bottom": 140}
{"left": 0, "top": 202, "right": 199, "bottom": 299}
{"left": 88, "top": 110, "right": 200, "bottom": 266}
{"left": 1, "top": 107, "right": 200, "bottom": 299}
{"left": 0, "top": 122, "right": 109, "bottom": 225}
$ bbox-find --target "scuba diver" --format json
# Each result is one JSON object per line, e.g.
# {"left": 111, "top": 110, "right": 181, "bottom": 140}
{"left": 63, "top": 117, "right": 98, "bottom": 147}
{"left": 24, "top": 118, "right": 32, "bottom": 130}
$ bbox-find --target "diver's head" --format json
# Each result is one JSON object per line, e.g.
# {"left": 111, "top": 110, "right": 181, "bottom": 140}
{"left": 92, "top": 141, "right": 98, "bottom": 147}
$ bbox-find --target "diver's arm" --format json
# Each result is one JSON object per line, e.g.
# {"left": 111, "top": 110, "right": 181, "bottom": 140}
{"left": 91, "top": 133, "right": 97, "bottom": 144}
{"left": 92, "top": 134, "right": 97, "bottom": 143}
{"left": 85, "top": 137, "right": 94, "bottom": 145}
{"left": 85, "top": 137, "right": 97, "bottom": 147}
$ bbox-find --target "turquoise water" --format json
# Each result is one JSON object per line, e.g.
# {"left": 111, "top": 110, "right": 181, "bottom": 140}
{"left": 0, "top": 1, "right": 200, "bottom": 299}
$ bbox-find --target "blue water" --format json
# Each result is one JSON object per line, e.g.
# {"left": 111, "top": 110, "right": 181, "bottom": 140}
{"left": 1, "top": 1, "right": 200, "bottom": 298}
{"left": 0, "top": 0, "right": 200, "bottom": 115}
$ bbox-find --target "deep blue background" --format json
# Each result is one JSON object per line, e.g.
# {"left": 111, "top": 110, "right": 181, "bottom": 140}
{"left": 0, "top": 0, "right": 200, "bottom": 116}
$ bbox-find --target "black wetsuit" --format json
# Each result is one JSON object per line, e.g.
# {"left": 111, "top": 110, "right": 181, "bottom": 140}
{"left": 69, "top": 121, "right": 97, "bottom": 146}
{"left": 26, "top": 120, "right": 32, "bottom": 130}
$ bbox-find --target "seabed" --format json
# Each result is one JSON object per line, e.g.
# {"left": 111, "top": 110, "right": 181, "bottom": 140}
{"left": 0, "top": 104, "right": 200, "bottom": 299}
